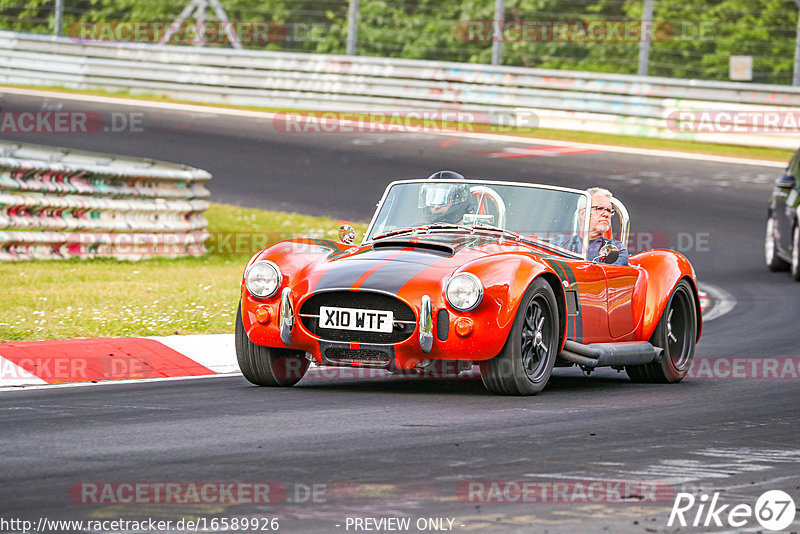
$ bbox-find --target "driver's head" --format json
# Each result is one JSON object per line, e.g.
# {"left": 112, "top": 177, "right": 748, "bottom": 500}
{"left": 585, "top": 187, "right": 615, "bottom": 239}
{"left": 419, "top": 171, "right": 471, "bottom": 223}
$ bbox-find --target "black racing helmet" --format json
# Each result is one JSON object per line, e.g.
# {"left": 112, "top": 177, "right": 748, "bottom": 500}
{"left": 426, "top": 170, "right": 465, "bottom": 181}
{"left": 418, "top": 171, "right": 471, "bottom": 223}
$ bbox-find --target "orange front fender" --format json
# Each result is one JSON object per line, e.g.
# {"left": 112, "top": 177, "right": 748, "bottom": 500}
{"left": 458, "top": 253, "right": 567, "bottom": 352}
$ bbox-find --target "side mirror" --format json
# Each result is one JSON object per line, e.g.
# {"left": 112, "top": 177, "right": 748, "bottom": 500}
{"left": 339, "top": 224, "right": 356, "bottom": 245}
{"left": 776, "top": 175, "right": 796, "bottom": 188}
{"left": 598, "top": 242, "right": 620, "bottom": 264}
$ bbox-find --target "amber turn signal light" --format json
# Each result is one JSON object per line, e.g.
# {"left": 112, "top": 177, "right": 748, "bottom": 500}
{"left": 454, "top": 317, "right": 473, "bottom": 337}
{"left": 255, "top": 305, "right": 272, "bottom": 324}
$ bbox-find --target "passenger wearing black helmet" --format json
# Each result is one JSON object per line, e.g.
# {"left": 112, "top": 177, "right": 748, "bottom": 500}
{"left": 418, "top": 170, "right": 474, "bottom": 224}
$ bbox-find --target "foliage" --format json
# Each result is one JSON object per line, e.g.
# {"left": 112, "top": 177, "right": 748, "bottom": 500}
{"left": 0, "top": 0, "right": 797, "bottom": 83}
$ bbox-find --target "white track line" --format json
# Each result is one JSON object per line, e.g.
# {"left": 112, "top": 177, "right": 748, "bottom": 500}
{"left": 699, "top": 282, "right": 737, "bottom": 322}
{"left": 0, "top": 371, "right": 239, "bottom": 393}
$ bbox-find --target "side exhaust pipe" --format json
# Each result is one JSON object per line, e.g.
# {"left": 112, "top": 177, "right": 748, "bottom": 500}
{"left": 558, "top": 340, "right": 662, "bottom": 368}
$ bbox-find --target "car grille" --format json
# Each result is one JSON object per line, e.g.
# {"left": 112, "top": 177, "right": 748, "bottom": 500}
{"left": 325, "top": 348, "right": 391, "bottom": 367}
{"left": 300, "top": 291, "right": 416, "bottom": 344}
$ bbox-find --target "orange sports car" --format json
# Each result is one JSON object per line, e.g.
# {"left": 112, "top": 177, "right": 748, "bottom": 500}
{"left": 236, "top": 176, "right": 701, "bottom": 395}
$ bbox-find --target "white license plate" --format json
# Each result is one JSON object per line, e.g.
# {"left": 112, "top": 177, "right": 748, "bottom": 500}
{"left": 319, "top": 306, "right": 394, "bottom": 333}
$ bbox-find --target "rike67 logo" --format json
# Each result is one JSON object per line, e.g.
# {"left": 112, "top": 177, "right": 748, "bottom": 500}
{"left": 668, "top": 490, "right": 796, "bottom": 531}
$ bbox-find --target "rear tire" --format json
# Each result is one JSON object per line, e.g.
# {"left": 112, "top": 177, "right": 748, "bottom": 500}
{"left": 480, "top": 279, "right": 559, "bottom": 396}
{"left": 235, "top": 303, "right": 309, "bottom": 386}
{"left": 627, "top": 280, "right": 697, "bottom": 383}
{"left": 765, "top": 215, "right": 790, "bottom": 271}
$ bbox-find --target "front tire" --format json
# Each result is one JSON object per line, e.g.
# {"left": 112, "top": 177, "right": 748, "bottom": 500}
{"left": 765, "top": 215, "right": 790, "bottom": 271}
{"left": 480, "top": 279, "right": 559, "bottom": 396}
{"left": 627, "top": 280, "right": 697, "bottom": 383}
{"left": 235, "top": 303, "right": 309, "bottom": 386}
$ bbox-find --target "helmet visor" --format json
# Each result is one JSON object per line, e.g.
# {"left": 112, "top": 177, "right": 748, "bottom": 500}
{"left": 418, "top": 183, "right": 469, "bottom": 208}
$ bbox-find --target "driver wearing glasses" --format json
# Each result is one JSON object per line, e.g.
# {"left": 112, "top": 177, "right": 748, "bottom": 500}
{"left": 586, "top": 187, "right": 629, "bottom": 265}
{"left": 552, "top": 187, "right": 629, "bottom": 266}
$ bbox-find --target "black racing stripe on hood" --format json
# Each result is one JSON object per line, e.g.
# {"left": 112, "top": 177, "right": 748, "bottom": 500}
{"left": 358, "top": 254, "right": 445, "bottom": 294}
{"left": 313, "top": 250, "right": 408, "bottom": 291}
{"left": 314, "top": 262, "right": 375, "bottom": 292}
{"left": 352, "top": 234, "right": 497, "bottom": 294}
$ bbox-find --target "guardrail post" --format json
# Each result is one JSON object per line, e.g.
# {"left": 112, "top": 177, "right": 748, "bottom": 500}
{"left": 794, "top": 0, "right": 800, "bottom": 85}
{"left": 209, "top": 0, "right": 242, "bottom": 49}
{"left": 53, "top": 0, "right": 64, "bottom": 37}
{"left": 347, "top": 0, "right": 359, "bottom": 55}
{"left": 491, "top": 0, "right": 505, "bottom": 66}
{"left": 637, "top": 0, "right": 654, "bottom": 76}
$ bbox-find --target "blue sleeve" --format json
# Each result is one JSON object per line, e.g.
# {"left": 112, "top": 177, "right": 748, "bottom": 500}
{"left": 614, "top": 240, "right": 629, "bottom": 266}
{"left": 550, "top": 234, "right": 581, "bottom": 253}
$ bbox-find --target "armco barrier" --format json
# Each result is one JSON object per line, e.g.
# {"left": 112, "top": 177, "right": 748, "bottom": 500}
{"left": 1, "top": 31, "right": 799, "bottom": 149}
{"left": 0, "top": 140, "right": 210, "bottom": 261}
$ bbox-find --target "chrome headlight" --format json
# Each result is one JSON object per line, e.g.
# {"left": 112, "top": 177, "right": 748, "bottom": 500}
{"left": 245, "top": 260, "right": 282, "bottom": 298}
{"left": 446, "top": 273, "right": 483, "bottom": 311}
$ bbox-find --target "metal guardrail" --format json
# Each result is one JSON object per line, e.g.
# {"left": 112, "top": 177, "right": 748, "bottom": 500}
{"left": 0, "top": 30, "right": 799, "bottom": 149}
{"left": 0, "top": 140, "right": 211, "bottom": 261}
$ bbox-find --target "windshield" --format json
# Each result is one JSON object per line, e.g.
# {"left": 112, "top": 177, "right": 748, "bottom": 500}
{"left": 365, "top": 180, "right": 591, "bottom": 257}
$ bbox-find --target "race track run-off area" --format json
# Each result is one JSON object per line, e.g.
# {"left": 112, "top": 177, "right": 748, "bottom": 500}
{"left": 0, "top": 89, "right": 798, "bottom": 534}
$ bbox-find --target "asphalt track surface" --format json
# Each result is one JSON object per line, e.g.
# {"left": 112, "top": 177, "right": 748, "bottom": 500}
{"left": 1, "top": 92, "right": 799, "bottom": 533}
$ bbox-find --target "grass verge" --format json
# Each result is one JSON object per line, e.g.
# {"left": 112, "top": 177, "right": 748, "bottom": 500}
{"left": 4, "top": 84, "right": 794, "bottom": 163}
{"left": 0, "top": 203, "right": 367, "bottom": 342}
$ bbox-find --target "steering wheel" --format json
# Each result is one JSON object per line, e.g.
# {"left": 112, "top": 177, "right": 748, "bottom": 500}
{"left": 468, "top": 186, "right": 506, "bottom": 228}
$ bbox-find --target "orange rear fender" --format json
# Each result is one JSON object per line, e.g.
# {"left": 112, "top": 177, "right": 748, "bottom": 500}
{"left": 629, "top": 250, "right": 702, "bottom": 341}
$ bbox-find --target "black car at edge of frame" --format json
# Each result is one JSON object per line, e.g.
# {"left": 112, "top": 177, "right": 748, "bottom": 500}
{"left": 765, "top": 146, "right": 800, "bottom": 280}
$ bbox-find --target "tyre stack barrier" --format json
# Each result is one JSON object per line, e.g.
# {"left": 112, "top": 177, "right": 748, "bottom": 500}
{"left": 0, "top": 140, "right": 211, "bottom": 261}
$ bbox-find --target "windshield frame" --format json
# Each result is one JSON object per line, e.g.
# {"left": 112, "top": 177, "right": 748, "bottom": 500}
{"left": 362, "top": 179, "right": 596, "bottom": 260}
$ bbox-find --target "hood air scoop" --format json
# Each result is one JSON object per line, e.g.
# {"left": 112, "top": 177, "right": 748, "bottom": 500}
{"left": 372, "top": 240, "right": 455, "bottom": 257}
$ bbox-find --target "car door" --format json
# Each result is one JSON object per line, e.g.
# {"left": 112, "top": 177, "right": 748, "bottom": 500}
{"left": 566, "top": 261, "right": 610, "bottom": 343}
{"left": 601, "top": 264, "right": 642, "bottom": 339}
{"left": 775, "top": 148, "right": 800, "bottom": 253}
